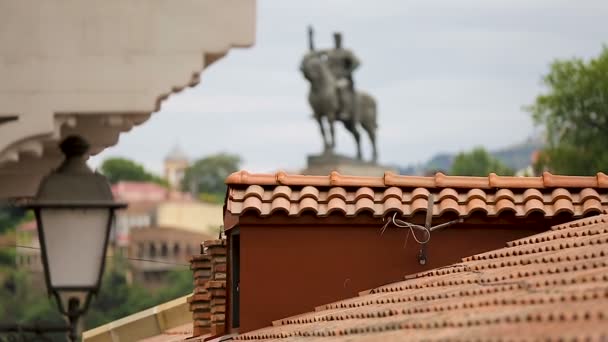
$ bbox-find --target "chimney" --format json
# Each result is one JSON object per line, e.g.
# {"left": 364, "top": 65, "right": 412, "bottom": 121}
{"left": 188, "top": 238, "right": 227, "bottom": 338}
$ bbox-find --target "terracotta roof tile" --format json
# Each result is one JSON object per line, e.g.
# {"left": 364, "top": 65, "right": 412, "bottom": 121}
{"left": 226, "top": 170, "right": 608, "bottom": 189}
{"left": 225, "top": 171, "right": 608, "bottom": 220}
{"left": 138, "top": 323, "right": 197, "bottom": 342}
{"left": 235, "top": 215, "right": 608, "bottom": 340}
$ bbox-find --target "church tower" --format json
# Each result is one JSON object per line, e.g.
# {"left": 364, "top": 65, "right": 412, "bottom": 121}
{"left": 164, "top": 145, "right": 189, "bottom": 190}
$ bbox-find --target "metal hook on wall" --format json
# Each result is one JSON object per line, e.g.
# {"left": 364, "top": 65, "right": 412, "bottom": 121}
{"left": 380, "top": 193, "right": 464, "bottom": 265}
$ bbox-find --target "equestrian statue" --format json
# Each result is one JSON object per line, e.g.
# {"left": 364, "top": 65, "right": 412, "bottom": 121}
{"left": 300, "top": 26, "right": 378, "bottom": 162}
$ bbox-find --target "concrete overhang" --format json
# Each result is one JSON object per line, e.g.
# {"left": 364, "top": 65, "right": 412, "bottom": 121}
{"left": 0, "top": 0, "right": 256, "bottom": 199}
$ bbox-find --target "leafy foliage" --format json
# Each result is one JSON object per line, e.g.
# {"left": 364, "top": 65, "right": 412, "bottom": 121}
{"left": 85, "top": 256, "right": 193, "bottom": 329}
{"left": 0, "top": 205, "right": 27, "bottom": 235}
{"left": 199, "top": 192, "right": 225, "bottom": 205}
{"left": 527, "top": 47, "right": 608, "bottom": 175}
{"left": 0, "top": 254, "right": 193, "bottom": 336}
{"left": 450, "top": 147, "right": 514, "bottom": 176}
{"left": 100, "top": 157, "right": 168, "bottom": 186}
{"left": 0, "top": 269, "right": 64, "bottom": 341}
{"left": 182, "top": 153, "right": 241, "bottom": 197}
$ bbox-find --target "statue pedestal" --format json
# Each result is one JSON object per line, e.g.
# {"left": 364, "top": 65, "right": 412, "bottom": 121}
{"left": 301, "top": 152, "right": 396, "bottom": 176}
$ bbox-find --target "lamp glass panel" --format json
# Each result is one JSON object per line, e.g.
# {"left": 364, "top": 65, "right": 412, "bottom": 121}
{"left": 40, "top": 208, "right": 110, "bottom": 288}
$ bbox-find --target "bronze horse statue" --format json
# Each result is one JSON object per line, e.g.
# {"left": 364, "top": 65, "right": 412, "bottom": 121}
{"left": 300, "top": 31, "right": 378, "bottom": 162}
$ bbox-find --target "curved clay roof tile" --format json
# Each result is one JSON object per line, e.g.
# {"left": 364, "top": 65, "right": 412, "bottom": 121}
{"left": 225, "top": 170, "right": 249, "bottom": 184}
{"left": 354, "top": 197, "right": 376, "bottom": 215}
{"left": 579, "top": 188, "right": 601, "bottom": 202}
{"left": 495, "top": 198, "right": 517, "bottom": 216}
{"left": 243, "top": 185, "right": 265, "bottom": 200}
{"left": 582, "top": 198, "right": 603, "bottom": 216}
{"left": 276, "top": 172, "right": 329, "bottom": 186}
{"left": 438, "top": 198, "right": 460, "bottom": 216}
{"left": 410, "top": 197, "right": 430, "bottom": 215}
{"left": 489, "top": 173, "right": 544, "bottom": 188}
{"left": 296, "top": 197, "right": 319, "bottom": 216}
{"left": 552, "top": 198, "right": 575, "bottom": 215}
{"left": 329, "top": 171, "right": 341, "bottom": 185}
{"left": 543, "top": 172, "right": 598, "bottom": 188}
{"left": 495, "top": 189, "right": 516, "bottom": 202}
{"left": 550, "top": 188, "right": 572, "bottom": 203}
{"left": 227, "top": 170, "right": 280, "bottom": 186}
{"left": 523, "top": 188, "right": 544, "bottom": 202}
{"left": 270, "top": 196, "right": 291, "bottom": 215}
{"left": 275, "top": 170, "right": 288, "bottom": 185}
{"left": 382, "top": 187, "right": 403, "bottom": 201}
{"left": 382, "top": 197, "right": 403, "bottom": 216}
{"left": 242, "top": 195, "right": 263, "bottom": 215}
{"left": 466, "top": 189, "right": 487, "bottom": 202}
{"left": 597, "top": 172, "right": 608, "bottom": 188}
{"left": 384, "top": 172, "right": 436, "bottom": 188}
{"left": 466, "top": 198, "right": 488, "bottom": 216}
{"left": 524, "top": 198, "right": 545, "bottom": 217}
{"left": 271, "top": 185, "right": 292, "bottom": 200}
{"left": 326, "top": 197, "right": 347, "bottom": 215}
{"left": 436, "top": 173, "right": 490, "bottom": 189}
{"left": 410, "top": 188, "right": 431, "bottom": 201}
{"left": 327, "top": 187, "right": 347, "bottom": 201}
{"left": 300, "top": 186, "right": 320, "bottom": 200}
{"left": 437, "top": 188, "right": 459, "bottom": 202}
{"left": 333, "top": 173, "right": 385, "bottom": 187}
{"left": 354, "top": 187, "right": 375, "bottom": 201}
{"left": 226, "top": 171, "right": 608, "bottom": 220}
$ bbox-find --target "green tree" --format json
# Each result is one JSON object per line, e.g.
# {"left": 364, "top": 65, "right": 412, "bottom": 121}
{"left": 100, "top": 157, "right": 167, "bottom": 186}
{"left": 450, "top": 147, "right": 514, "bottom": 176}
{"left": 182, "top": 153, "right": 241, "bottom": 200}
{"left": 84, "top": 259, "right": 193, "bottom": 328}
{"left": 0, "top": 205, "right": 27, "bottom": 235}
{"left": 527, "top": 47, "right": 608, "bottom": 175}
{"left": 0, "top": 269, "right": 65, "bottom": 341}
{"left": 0, "top": 253, "right": 193, "bottom": 337}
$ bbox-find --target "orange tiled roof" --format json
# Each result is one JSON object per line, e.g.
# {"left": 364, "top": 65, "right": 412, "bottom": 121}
{"left": 138, "top": 323, "right": 200, "bottom": 342}
{"left": 225, "top": 171, "right": 608, "bottom": 219}
{"left": 235, "top": 214, "right": 608, "bottom": 340}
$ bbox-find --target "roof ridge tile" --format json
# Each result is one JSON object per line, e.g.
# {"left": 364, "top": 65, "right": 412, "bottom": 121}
{"left": 226, "top": 171, "right": 608, "bottom": 190}
{"left": 435, "top": 172, "right": 490, "bottom": 189}
{"left": 543, "top": 172, "right": 599, "bottom": 188}
{"left": 384, "top": 172, "right": 435, "bottom": 188}
{"left": 489, "top": 173, "right": 544, "bottom": 188}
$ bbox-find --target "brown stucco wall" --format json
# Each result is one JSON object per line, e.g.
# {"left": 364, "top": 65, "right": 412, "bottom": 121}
{"left": 235, "top": 220, "right": 548, "bottom": 333}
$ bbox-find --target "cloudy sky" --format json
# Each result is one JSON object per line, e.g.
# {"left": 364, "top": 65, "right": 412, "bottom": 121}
{"left": 91, "top": 0, "right": 608, "bottom": 174}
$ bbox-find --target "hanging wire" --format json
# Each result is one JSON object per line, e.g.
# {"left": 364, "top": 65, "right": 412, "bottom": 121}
{"left": 380, "top": 212, "right": 431, "bottom": 244}
{"left": 381, "top": 212, "right": 464, "bottom": 243}
{"left": 0, "top": 244, "right": 190, "bottom": 267}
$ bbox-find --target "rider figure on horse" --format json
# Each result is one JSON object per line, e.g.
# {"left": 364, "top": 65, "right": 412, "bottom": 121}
{"left": 301, "top": 26, "right": 378, "bottom": 162}
{"left": 325, "top": 32, "right": 360, "bottom": 122}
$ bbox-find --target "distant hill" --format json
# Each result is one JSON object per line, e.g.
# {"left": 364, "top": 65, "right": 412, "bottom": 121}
{"left": 399, "top": 137, "right": 544, "bottom": 175}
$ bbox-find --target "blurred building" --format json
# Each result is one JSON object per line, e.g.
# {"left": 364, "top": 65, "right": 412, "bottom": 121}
{"left": 15, "top": 220, "right": 43, "bottom": 275}
{"left": 111, "top": 181, "right": 193, "bottom": 252}
{"left": 128, "top": 226, "right": 212, "bottom": 290}
{"left": 156, "top": 201, "right": 223, "bottom": 237}
{"left": 164, "top": 145, "right": 190, "bottom": 191}
{"left": 109, "top": 180, "right": 223, "bottom": 289}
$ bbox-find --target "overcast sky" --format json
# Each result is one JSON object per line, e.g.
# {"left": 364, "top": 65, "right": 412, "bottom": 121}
{"left": 91, "top": 0, "right": 608, "bottom": 174}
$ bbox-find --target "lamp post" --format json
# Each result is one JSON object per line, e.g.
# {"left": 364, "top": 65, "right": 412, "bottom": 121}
{"left": 1, "top": 135, "right": 126, "bottom": 341}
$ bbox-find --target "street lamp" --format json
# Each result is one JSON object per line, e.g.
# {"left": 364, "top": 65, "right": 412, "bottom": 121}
{"left": 24, "top": 135, "right": 126, "bottom": 340}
